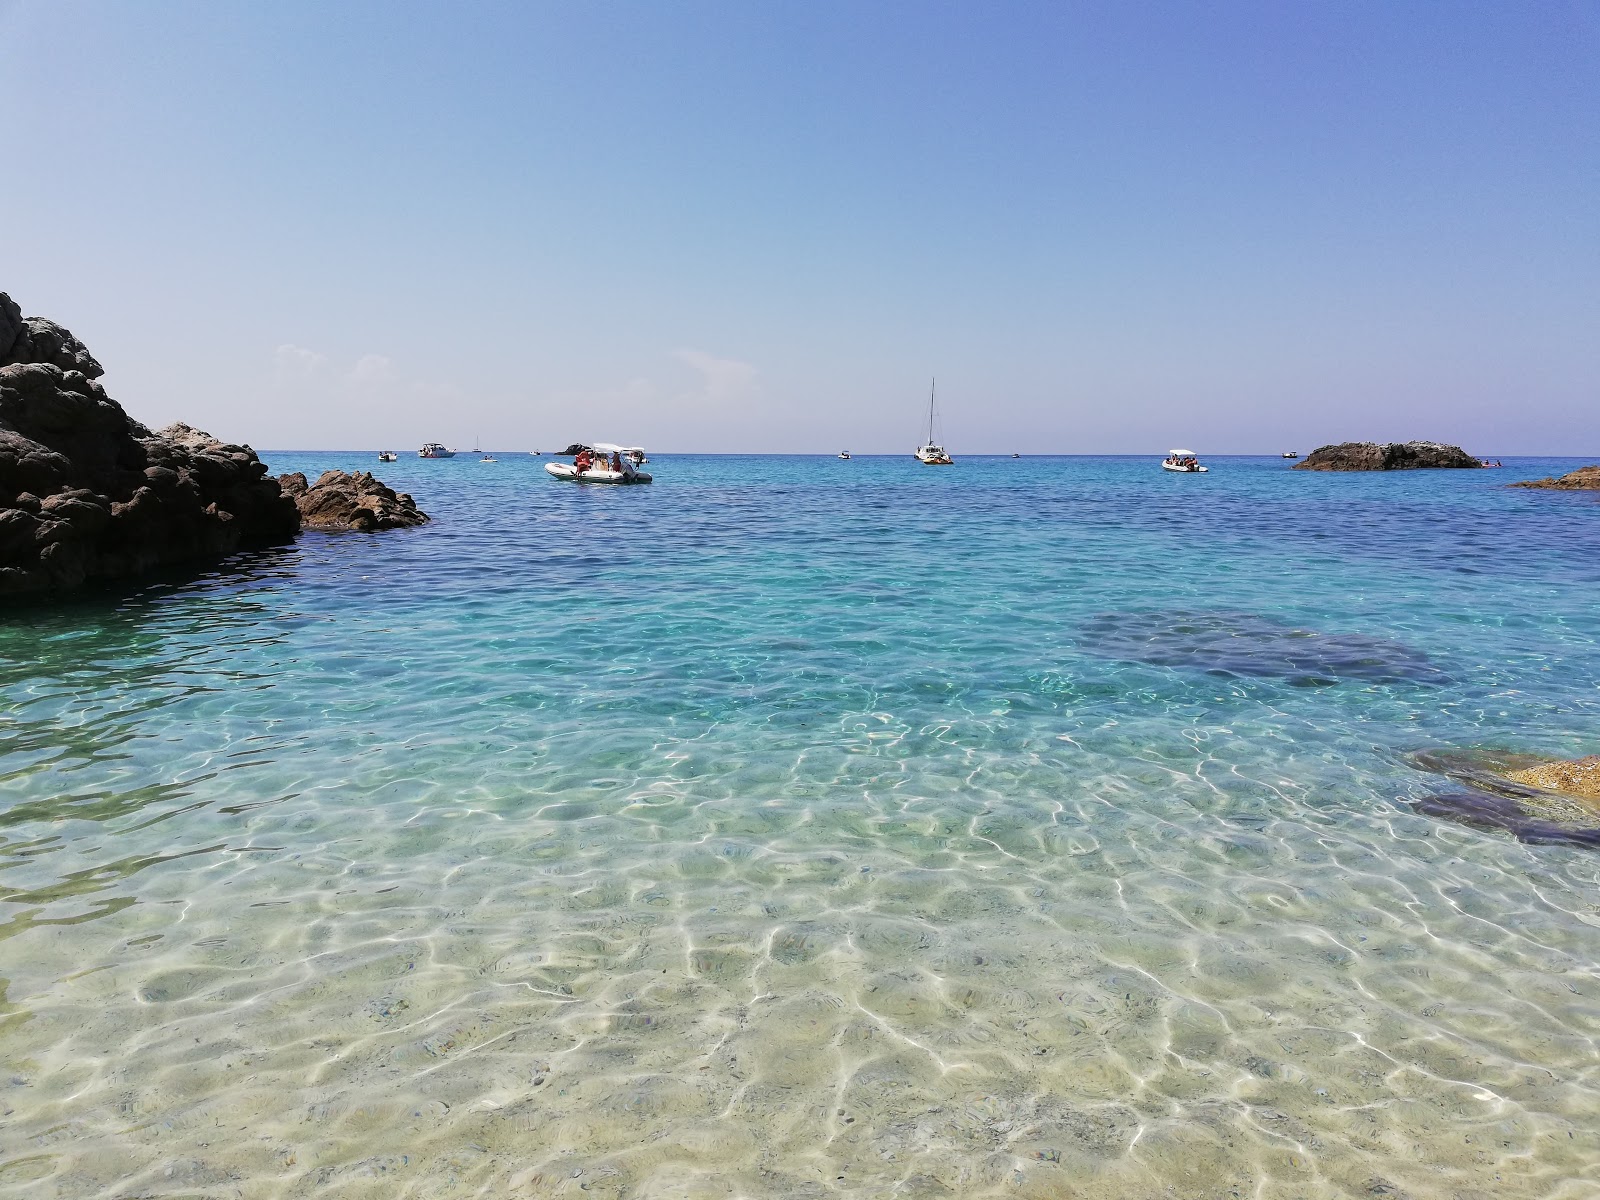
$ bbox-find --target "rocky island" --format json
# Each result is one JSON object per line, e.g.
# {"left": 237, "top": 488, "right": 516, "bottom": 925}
{"left": 1, "top": 291, "right": 425, "bottom": 600}
{"left": 1508, "top": 465, "right": 1600, "bottom": 491}
{"left": 1292, "top": 441, "right": 1483, "bottom": 471}
{"left": 278, "top": 469, "right": 429, "bottom": 531}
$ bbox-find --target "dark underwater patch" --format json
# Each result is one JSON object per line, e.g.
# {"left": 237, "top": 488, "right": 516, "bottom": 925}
{"left": 1077, "top": 610, "right": 1446, "bottom": 685}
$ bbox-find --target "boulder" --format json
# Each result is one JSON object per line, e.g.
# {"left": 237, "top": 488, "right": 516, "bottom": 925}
{"left": 1508, "top": 465, "right": 1600, "bottom": 491}
{"left": 277, "top": 469, "right": 429, "bottom": 531}
{"left": 1292, "top": 441, "right": 1483, "bottom": 471}
{"left": 1409, "top": 748, "right": 1600, "bottom": 849}
{"left": 1, "top": 290, "right": 300, "bottom": 600}
{"left": 1503, "top": 756, "right": 1600, "bottom": 803}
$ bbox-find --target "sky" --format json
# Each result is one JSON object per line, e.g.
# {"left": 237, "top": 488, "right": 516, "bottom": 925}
{"left": 1, "top": 0, "right": 1596, "bottom": 454}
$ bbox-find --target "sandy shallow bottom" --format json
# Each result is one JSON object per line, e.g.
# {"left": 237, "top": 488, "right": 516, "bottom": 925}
{"left": 5, "top": 768, "right": 1600, "bottom": 1200}
{"left": 4, "top": 454, "right": 1600, "bottom": 1198}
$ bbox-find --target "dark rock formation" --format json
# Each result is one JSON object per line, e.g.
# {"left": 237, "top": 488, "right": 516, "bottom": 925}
{"left": 1409, "top": 748, "right": 1600, "bottom": 849}
{"left": 1, "top": 290, "right": 300, "bottom": 599}
{"left": 1508, "top": 465, "right": 1600, "bottom": 491}
{"left": 1411, "top": 792, "right": 1600, "bottom": 849}
{"left": 1077, "top": 610, "right": 1447, "bottom": 686}
{"left": 1292, "top": 441, "right": 1483, "bottom": 471}
{"left": 277, "top": 470, "right": 429, "bottom": 531}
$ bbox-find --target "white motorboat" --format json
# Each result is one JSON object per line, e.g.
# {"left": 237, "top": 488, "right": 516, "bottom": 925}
{"left": 625, "top": 447, "right": 648, "bottom": 465}
{"left": 378, "top": 451, "right": 398, "bottom": 462}
{"left": 419, "top": 442, "right": 456, "bottom": 458}
{"left": 1162, "top": 449, "right": 1208, "bottom": 473}
{"left": 545, "top": 442, "right": 653, "bottom": 484}
{"left": 1283, "top": 451, "right": 1299, "bottom": 459}
{"left": 838, "top": 451, "right": 851, "bottom": 460}
{"left": 914, "top": 378, "right": 953, "bottom": 464}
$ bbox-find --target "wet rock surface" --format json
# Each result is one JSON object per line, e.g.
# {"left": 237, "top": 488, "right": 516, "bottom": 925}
{"left": 1, "top": 292, "right": 300, "bottom": 599}
{"left": 277, "top": 469, "right": 429, "bottom": 531}
{"left": 1508, "top": 465, "right": 1600, "bottom": 491}
{"left": 1078, "top": 610, "right": 1446, "bottom": 686}
{"left": 1409, "top": 749, "right": 1600, "bottom": 849}
{"left": 1293, "top": 441, "right": 1482, "bottom": 471}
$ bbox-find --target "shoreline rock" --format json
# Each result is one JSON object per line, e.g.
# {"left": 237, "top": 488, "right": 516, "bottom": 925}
{"left": 2, "top": 289, "right": 427, "bottom": 601}
{"left": 1293, "top": 441, "right": 1483, "bottom": 471}
{"left": 278, "top": 470, "right": 429, "bottom": 531}
{"left": 1508, "top": 465, "right": 1600, "bottom": 491}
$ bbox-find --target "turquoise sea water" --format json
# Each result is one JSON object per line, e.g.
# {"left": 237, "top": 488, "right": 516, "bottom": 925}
{"left": 2, "top": 453, "right": 1599, "bottom": 1199}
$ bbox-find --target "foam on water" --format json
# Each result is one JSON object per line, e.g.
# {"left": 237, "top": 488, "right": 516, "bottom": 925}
{"left": 2, "top": 454, "right": 1599, "bottom": 1198}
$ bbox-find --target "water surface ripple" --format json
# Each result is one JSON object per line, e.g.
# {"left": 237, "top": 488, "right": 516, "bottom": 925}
{"left": 2, "top": 454, "right": 1599, "bottom": 1199}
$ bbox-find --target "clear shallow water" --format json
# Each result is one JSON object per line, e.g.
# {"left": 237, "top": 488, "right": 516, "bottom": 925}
{"left": 2, "top": 453, "right": 1599, "bottom": 1199}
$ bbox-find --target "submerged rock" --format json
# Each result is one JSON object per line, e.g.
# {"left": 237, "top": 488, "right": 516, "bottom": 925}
{"left": 1409, "top": 749, "right": 1600, "bottom": 849}
{"left": 1077, "top": 610, "right": 1445, "bottom": 685}
{"left": 1502, "top": 756, "right": 1600, "bottom": 804}
{"left": 1508, "top": 465, "right": 1600, "bottom": 491}
{"left": 1, "top": 291, "right": 300, "bottom": 599}
{"left": 1292, "top": 441, "right": 1482, "bottom": 471}
{"left": 277, "top": 469, "right": 429, "bottom": 531}
{"left": 1411, "top": 792, "right": 1600, "bottom": 849}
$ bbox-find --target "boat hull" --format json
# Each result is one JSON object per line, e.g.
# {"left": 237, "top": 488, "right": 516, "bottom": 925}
{"left": 545, "top": 462, "right": 652, "bottom": 485}
{"left": 1162, "top": 462, "right": 1208, "bottom": 472}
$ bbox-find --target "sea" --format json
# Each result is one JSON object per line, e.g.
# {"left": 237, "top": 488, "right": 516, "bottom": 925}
{"left": 2, "top": 453, "right": 1598, "bottom": 1199}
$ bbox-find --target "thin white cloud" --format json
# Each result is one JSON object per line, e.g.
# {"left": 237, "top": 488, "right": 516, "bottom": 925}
{"left": 274, "top": 343, "right": 326, "bottom": 375}
{"left": 673, "top": 348, "right": 758, "bottom": 402}
{"left": 349, "top": 353, "right": 395, "bottom": 384}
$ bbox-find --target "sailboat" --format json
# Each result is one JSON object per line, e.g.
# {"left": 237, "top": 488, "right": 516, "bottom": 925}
{"left": 914, "top": 378, "right": 953, "bottom": 464}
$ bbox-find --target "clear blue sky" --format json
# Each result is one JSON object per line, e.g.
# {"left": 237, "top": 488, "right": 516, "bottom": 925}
{"left": 2, "top": 1, "right": 1595, "bottom": 453}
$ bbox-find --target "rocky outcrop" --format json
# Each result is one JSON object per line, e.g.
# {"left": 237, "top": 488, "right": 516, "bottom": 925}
{"left": 1409, "top": 749, "right": 1600, "bottom": 849}
{"left": 1, "top": 290, "right": 300, "bottom": 599}
{"left": 1293, "top": 441, "right": 1483, "bottom": 471}
{"left": 1508, "top": 465, "right": 1600, "bottom": 491}
{"left": 1504, "top": 756, "right": 1600, "bottom": 803}
{"left": 277, "top": 470, "right": 429, "bottom": 531}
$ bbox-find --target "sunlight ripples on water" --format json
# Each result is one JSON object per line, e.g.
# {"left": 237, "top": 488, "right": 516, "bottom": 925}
{"left": 1, "top": 453, "right": 1598, "bottom": 1198}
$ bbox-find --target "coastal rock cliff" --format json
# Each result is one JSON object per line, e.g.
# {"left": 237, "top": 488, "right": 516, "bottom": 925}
{"left": 1293, "top": 441, "right": 1482, "bottom": 471}
{"left": 0, "top": 291, "right": 302, "bottom": 598}
{"left": 1508, "top": 465, "right": 1600, "bottom": 491}
{"left": 278, "top": 470, "right": 430, "bottom": 531}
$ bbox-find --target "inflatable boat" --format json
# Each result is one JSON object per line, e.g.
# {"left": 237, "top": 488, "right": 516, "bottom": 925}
{"left": 545, "top": 443, "right": 653, "bottom": 484}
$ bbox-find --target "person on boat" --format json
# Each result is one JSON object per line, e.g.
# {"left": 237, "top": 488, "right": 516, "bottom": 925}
{"left": 575, "top": 449, "right": 592, "bottom": 473}
{"left": 610, "top": 451, "right": 623, "bottom": 472}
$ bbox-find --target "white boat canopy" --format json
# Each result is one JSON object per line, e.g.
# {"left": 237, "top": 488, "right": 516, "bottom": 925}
{"left": 1168, "top": 449, "right": 1195, "bottom": 456}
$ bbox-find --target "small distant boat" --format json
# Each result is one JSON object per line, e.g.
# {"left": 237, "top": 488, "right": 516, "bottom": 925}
{"left": 545, "top": 442, "right": 653, "bottom": 485}
{"left": 530, "top": 449, "right": 542, "bottom": 457}
{"left": 1162, "top": 449, "right": 1208, "bottom": 473}
{"left": 480, "top": 455, "right": 497, "bottom": 463}
{"left": 625, "top": 447, "right": 648, "bottom": 465}
{"left": 914, "top": 378, "right": 953, "bottom": 464}
{"left": 1283, "top": 451, "right": 1299, "bottom": 459}
{"left": 1012, "top": 453, "right": 1021, "bottom": 459}
{"left": 838, "top": 451, "right": 851, "bottom": 460}
{"left": 419, "top": 442, "right": 456, "bottom": 458}
{"left": 378, "top": 451, "right": 398, "bottom": 462}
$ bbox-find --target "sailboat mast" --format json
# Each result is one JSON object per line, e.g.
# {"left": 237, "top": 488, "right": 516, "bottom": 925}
{"left": 928, "top": 377, "right": 936, "bottom": 443}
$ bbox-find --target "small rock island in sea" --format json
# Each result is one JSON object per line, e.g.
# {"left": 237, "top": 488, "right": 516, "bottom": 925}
{"left": 278, "top": 470, "right": 428, "bottom": 531}
{"left": 1, "top": 290, "right": 425, "bottom": 600}
{"left": 1508, "top": 465, "right": 1600, "bottom": 491}
{"left": 1292, "top": 441, "right": 1482, "bottom": 471}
